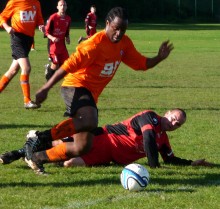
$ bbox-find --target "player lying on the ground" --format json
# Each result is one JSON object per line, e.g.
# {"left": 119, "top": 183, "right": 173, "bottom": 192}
{"left": 0, "top": 109, "right": 213, "bottom": 172}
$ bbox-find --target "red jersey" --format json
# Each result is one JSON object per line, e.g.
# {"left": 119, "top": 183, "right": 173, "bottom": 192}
{"left": 61, "top": 30, "right": 147, "bottom": 103}
{"left": 81, "top": 110, "right": 192, "bottom": 167}
{"left": 0, "top": 0, "right": 44, "bottom": 37}
{"left": 45, "top": 13, "right": 71, "bottom": 54}
{"left": 85, "top": 12, "right": 97, "bottom": 29}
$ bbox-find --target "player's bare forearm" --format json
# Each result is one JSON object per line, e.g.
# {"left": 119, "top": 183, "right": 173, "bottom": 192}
{"left": 35, "top": 68, "right": 67, "bottom": 104}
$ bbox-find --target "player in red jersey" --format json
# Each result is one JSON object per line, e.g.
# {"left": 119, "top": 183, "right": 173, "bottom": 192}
{"left": 44, "top": 0, "right": 71, "bottom": 81}
{"left": 24, "top": 7, "right": 174, "bottom": 174}
{"left": 0, "top": 0, "right": 44, "bottom": 109}
{"left": 0, "top": 109, "right": 213, "bottom": 169}
{"left": 78, "top": 5, "right": 97, "bottom": 43}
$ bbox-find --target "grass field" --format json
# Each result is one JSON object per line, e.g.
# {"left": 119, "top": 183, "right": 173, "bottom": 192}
{"left": 0, "top": 24, "right": 219, "bottom": 209}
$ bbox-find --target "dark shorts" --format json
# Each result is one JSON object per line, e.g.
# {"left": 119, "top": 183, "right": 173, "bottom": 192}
{"left": 11, "top": 32, "right": 33, "bottom": 60}
{"left": 61, "top": 87, "right": 97, "bottom": 117}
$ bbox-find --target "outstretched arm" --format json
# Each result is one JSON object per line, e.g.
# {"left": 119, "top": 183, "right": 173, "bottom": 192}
{"left": 35, "top": 68, "right": 67, "bottom": 104}
{"left": 147, "top": 40, "right": 174, "bottom": 69}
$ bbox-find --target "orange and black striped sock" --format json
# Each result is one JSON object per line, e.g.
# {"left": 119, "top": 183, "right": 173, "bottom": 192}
{"left": 46, "top": 143, "right": 68, "bottom": 162}
{"left": 20, "top": 74, "right": 30, "bottom": 103}
{"left": 51, "top": 118, "right": 76, "bottom": 140}
{"left": 0, "top": 75, "right": 10, "bottom": 92}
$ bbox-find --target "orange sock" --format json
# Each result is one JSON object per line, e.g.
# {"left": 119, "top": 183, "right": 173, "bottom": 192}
{"left": 0, "top": 75, "right": 10, "bottom": 92}
{"left": 46, "top": 143, "right": 68, "bottom": 161}
{"left": 20, "top": 74, "right": 31, "bottom": 103}
{"left": 51, "top": 118, "right": 76, "bottom": 140}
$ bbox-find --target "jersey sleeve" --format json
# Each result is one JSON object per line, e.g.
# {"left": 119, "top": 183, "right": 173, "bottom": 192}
{"left": 122, "top": 36, "right": 147, "bottom": 70}
{"left": 0, "top": 1, "right": 13, "bottom": 27}
{"left": 136, "top": 112, "right": 160, "bottom": 168}
{"left": 45, "top": 15, "right": 54, "bottom": 36}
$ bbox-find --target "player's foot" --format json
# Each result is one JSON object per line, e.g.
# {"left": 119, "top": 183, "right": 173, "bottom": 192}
{"left": 25, "top": 130, "right": 42, "bottom": 160}
{"left": 0, "top": 150, "right": 22, "bottom": 164}
{"left": 78, "top": 36, "right": 83, "bottom": 44}
{"left": 24, "top": 101, "right": 41, "bottom": 109}
{"left": 25, "top": 157, "right": 46, "bottom": 175}
{"left": 45, "top": 64, "right": 55, "bottom": 81}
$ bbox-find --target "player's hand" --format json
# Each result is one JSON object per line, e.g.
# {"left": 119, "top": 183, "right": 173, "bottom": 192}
{"left": 52, "top": 37, "right": 59, "bottom": 43}
{"left": 158, "top": 40, "right": 174, "bottom": 60}
{"left": 35, "top": 88, "right": 48, "bottom": 104}
{"left": 39, "top": 25, "right": 45, "bottom": 33}
{"left": 6, "top": 26, "right": 14, "bottom": 34}
{"left": 191, "top": 159, "right": 213, "bottom": 167}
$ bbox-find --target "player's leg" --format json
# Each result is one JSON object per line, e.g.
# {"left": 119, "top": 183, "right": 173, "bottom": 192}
{"left": 18, "top": 57, "right": 40, "bottom": 109}
{"left": 0, "top": 136, "right": 73, "bottom": 165}
{"left": 25, "top": 87, "right": 97, "bottom": 150}
{"left": 12, "top": 33, "right": 39, "bottom": 108}
{"left": 45, "top": 54, "right": 59, "bottom": 81}
{"left": 24, "top": 87, "right": 98, "bottom": 173}
{"left": 0, "top": 60, "right": 20, "bottom": 92}
{"left": 0, "top": 148, "right": 25, "bottom": 164}
{"left": 63, "top": 130, "right": 111, "bottom": 167}
{"left": 25, "top": 106, "right": 97, "bottom": 174}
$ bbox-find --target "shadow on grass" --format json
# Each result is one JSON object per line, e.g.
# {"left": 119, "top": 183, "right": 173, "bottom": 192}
{"left": 0, "top": 123, "right": 52, "bottom": 129}
{"left": 0, "top": 167, "right": 219, "bottom": 191}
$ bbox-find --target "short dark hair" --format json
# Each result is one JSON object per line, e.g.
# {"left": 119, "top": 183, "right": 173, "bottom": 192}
{"left": 105, "top": 7, "right": 128, "bottom": 23}
{"left": 171, "top": 108, "right": 187, "bottom": 120}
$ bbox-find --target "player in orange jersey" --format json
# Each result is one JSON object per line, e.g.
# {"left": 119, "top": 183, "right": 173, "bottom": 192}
{"left": 24, "top": 7, "right": 173, "bottom": 174}
{"left": 0, "top": 0, "right": 44, "bottom": 109}
{"left": 44, "top": 0, "right": 71, "bottom": 81}
{"left": 78, "top": 5, "right": 97, "bottom": 44}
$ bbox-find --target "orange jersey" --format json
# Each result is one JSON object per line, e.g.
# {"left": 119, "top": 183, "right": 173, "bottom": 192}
{"left": 0, "top": 0, "right": 44, "bottom": 37}
{"left": 61, "top": 30, "right": 147, "bottom": 103}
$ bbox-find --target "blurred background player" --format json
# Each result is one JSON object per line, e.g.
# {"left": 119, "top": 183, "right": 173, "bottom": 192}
{"left": 0, "top": 0, "right": 45, "bottom": 109}
{"left": 0, "top": 109, "right": 213, "bottom": 169}
{"left": 44, "top": 0, "right": 71, "bottom": 81}
{"left": 78, "top": 5, "right": 97, "bottom": 44}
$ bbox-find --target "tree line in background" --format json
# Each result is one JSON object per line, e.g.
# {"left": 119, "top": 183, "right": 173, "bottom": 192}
{"left": 0, "top": 0, "right": 220, "bottom": 23}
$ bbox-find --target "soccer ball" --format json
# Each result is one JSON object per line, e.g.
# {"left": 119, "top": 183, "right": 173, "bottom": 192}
{"left": 120, "top": 163, "right": 150, "bottom": 192}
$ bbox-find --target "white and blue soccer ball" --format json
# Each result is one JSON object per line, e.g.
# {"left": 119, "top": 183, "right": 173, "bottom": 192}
{"left": 120, "top": 163, "right": 150, "bottom": 192}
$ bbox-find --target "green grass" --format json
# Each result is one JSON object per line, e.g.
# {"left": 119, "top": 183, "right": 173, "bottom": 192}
{"left": 0, "top": 24, "right": 219, "bottom": 209}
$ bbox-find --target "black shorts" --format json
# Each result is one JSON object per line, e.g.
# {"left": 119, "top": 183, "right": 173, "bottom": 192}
{"left": 11, "top": 32, "right": 33, "bottom": 60}
{"left": 61, "top": 87, "right": 97, "bottom": 117}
